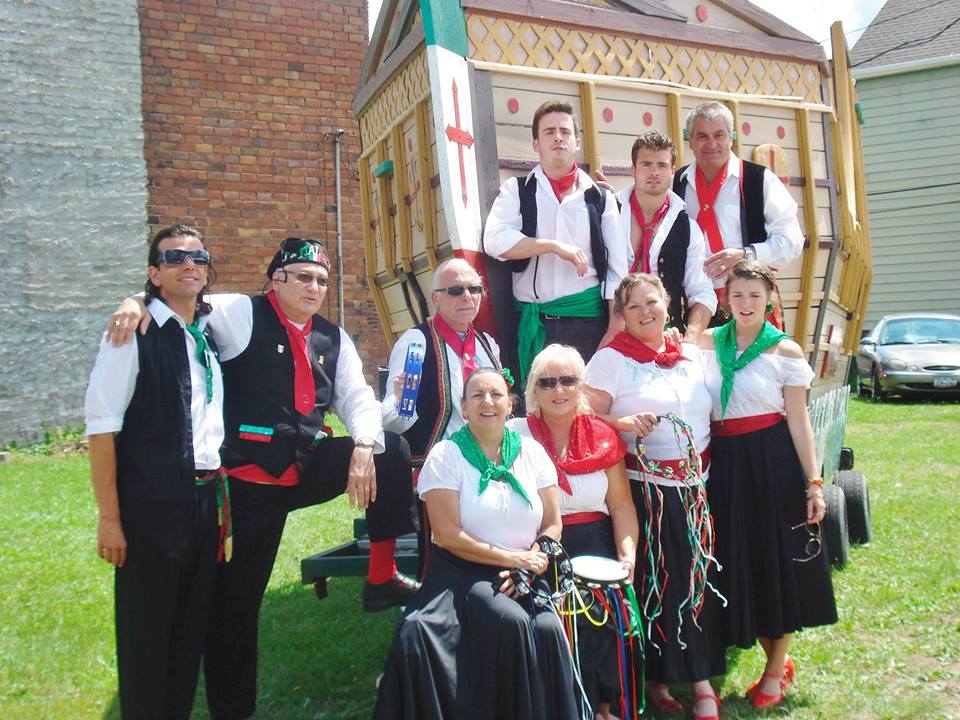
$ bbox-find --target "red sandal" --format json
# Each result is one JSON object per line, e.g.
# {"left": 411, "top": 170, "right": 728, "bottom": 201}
{"left": 751, "top": 672, "right": 786, "bottom": 709}
{"left": 648, "top": 683, "right": 683, "bottom": 713}
{"left": 692, "top": 691, "right": 720, "bottom": 720}
{"left": 746, "top": 655, "right": 794, "bottom": 698}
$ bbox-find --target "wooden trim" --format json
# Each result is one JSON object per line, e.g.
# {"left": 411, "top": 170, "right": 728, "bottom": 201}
{"left": 725, "top": 99, "right": 741, "bottom": 158}
{"left": 579, "top": 82, "right": 601, "bottom": 181}
{"left": 617, "top": 0, "right": 686, "bottom": 22}
{"left": 354, "top": 24, "right": 426, "bottom": 116}
{"left": 376, "top": 140, "right": 398, "bottom": 278}
{"left": 392, "top": 125, "right": 415, "bottom": 275}
{"left": 415, "top": 100, "right": 439, "bottom": 270}
{"left": 359, "top": 0, "right": 400, "bottom": 89}
{"left": 667, "top": 92, "right": 684, "bottom": 167}
{"left": 711, "top": 0, "right": 817, "bottom": 43}
{"left": 360, "top": 155, "right": 397, "bottom": 345}
{"left": 461, "top": 0, "right": 826, "bottom": 64}
{"left": 793, "top": 107, "right": 821, "bottom": 347}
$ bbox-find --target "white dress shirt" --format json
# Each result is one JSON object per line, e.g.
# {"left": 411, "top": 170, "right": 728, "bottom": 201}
{"left": 381, "top": 324, "right": 501, "bottom": 435}
{"left": 85, "top": 299, "right": 225, "bottom": 470}
{"left": 206, "top": 293, "right": 385, "bottom": 452}
{"left": 615, "top": 186, "right": 717, "bottom": 315}
{"left": 677, "top": 153, "right": 803, "bottom": 270}
{"left": 483, "top": 165, "right": 626, "bottom": 302}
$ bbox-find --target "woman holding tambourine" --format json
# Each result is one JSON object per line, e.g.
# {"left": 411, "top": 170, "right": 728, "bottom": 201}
{"left": 509, "top": 343, "right": 638, "bottom": 720}
{"left": 373, "top": 367, "right": 580, "bottom": 720}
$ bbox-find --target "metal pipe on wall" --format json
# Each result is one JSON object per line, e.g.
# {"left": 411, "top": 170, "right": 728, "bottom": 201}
{"left": 334, "top": 128, "right": 345, "bottom": 328}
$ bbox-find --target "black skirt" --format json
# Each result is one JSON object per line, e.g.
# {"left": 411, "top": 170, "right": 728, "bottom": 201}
{"left": 708, "top": 421, "right": 838, "bottom": 648}
{"left": 631, "top": 479, "right": 727, "bottom": 684}
{"left": 372, "top": 546, "right": 580, "bottom": 720}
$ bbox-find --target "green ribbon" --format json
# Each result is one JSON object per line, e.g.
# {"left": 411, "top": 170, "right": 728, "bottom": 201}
{"left": 714, "top": 319, "right": 788, "bottom": 418}
{"left": 448, "top": 425, "right": 531, "bottom": 508}
{"left": 185, "top": 318, "right": 214, "bottom": 404}
{"left": 514, "top": 284, "right": 603, "bottom": 390}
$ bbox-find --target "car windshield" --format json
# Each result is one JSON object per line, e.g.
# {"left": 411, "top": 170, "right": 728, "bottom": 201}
{"left": 878, "top": 318, "right": 960, "bottom": 345}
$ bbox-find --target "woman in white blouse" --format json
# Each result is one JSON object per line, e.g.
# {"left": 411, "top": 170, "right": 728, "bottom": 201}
{"left": 373, "top": 368, "right": 579, "bottom": 720}
{"left": 510, "top": 343, "right": 637, "bottom": 720}
{"left": 698, "top": 260, "right": 836, "bottom": 710}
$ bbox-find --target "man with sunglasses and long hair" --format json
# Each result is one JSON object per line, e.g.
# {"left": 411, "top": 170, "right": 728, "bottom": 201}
{"left": 109, "top": 236, "right": 418, "bottom": 720}
{"left": 85, "top": 224, "right": 226, "bottom": 719}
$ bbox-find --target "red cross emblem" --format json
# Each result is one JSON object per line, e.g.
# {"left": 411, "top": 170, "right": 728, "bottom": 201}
{"left": 444, "top": 79, "right": 474, "bottom": 208}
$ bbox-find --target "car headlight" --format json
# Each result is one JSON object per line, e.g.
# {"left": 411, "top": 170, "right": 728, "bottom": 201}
{"left": 884, "top": 359, "right": 907, "bottom": 371}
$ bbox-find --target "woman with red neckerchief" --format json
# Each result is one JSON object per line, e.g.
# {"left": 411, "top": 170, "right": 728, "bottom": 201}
{"left": 585, "top": 273, "right": 725, "bottom": 720}
{"left": 509, "top": 343, "right": 637, "bottom": 720}
{"left": 698, "top": 261, "right": 836, "bottom": 710}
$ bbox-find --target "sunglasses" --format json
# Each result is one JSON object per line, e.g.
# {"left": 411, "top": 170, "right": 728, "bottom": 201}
{"left": 536, "top": 375, "right": 579, "bottom": 390}
{"left": 437, "top": 285, "right": 484, "bottom": 297}
{"left": 156, "top": 249, "right": 211, "bottom": 266}
{"left": 284, "top": 269, "right": 329, "bottom": 288}
{"left": 790, "top": 521, "right": 822, "bottom": 563}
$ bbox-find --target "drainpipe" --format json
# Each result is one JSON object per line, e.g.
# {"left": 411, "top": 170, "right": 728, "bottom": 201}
{"left": 334, "top": 128, "right": 345, "bottom": 328}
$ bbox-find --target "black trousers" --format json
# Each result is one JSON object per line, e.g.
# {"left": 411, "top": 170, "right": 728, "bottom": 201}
{"left": 115, "top": 483, "right": 219, "bottom": 720}
{"left": 204, "top": 432, "right": 416, "bottom": 720}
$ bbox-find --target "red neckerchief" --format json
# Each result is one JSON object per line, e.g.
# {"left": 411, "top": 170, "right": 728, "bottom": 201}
{"left": 526, "top": 414, "right": 626, "bottom": 495}
{"left": 694, "top": 162, "right": 730, "bottom": 254}
{"left": 629, "top": 192, "right": 671, "bottom": 273}
{"left": 266, "top": 290, "right": 315, "bottom": 416}
{"left": 432, "top": 315, "right": 478, "bottom": 384}
{"left": 606, "top": 331, "right": 687, "bottom": 368}
{"left": 547, "top": 164, "right": 579, "bottom": 201}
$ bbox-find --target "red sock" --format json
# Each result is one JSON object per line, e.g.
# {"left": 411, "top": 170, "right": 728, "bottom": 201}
{"left": 368, "top": 539, "right": 397, "bottom": 584}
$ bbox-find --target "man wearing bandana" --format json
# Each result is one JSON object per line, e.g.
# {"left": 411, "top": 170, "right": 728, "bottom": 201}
{"left": 109, "top": 237, "right": 418, "bottom": 720}
{"left": 672, "top": 101, "right": 803, "bottom": 327}
{"left": 483, "top": 99, "right": 626, "bottom": 392}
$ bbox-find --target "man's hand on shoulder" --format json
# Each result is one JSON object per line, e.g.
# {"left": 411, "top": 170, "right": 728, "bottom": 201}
{"left": 107, "top": 296, "right": 150, "bottom": 347}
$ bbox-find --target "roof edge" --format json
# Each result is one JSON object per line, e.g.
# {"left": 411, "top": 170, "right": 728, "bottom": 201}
{"left": 853, "top": 53, "right": 960, "bottom": 79}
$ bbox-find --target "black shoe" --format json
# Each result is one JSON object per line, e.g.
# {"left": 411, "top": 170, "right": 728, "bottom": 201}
{"left": 362, "top": 572, "right": 421, "bottom": 612}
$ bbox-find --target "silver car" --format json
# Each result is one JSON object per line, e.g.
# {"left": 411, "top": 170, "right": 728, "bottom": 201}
{"left": 857, "top": 313, "right": 960, "bottom": 400}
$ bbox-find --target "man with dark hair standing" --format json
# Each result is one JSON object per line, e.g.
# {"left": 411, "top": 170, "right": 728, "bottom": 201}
{"left": 86, "top": 224, "right": 226, "bottom": 719}
{"left": 483, "top": 99, "right": 625, "bottom": 390}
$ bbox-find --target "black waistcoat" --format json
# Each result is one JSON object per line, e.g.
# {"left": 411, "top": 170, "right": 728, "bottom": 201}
{"left": 672, "top": 159, "right": 767, "bottom": 245}
{"left": 220, "top": 295, "right": 340, "bottom": 477}
{"left": 402, "top": 320, "right": 501, "bottom": 465}
{"left": 115, "top": 316, "right": 216, "bottom": 502}
{"left": 655, "top": 212, "right": 692, "bottom": 333}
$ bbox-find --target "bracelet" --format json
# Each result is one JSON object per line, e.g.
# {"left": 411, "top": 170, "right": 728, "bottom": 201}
{"left": 806, "top": 477, "right": 824, "bottom": 487}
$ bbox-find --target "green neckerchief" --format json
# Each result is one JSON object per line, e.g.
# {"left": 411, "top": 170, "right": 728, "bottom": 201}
{"left": 514, "top": 284, "right": 603, "bottom": 390}
{"left": 448, "top": 425, "right": 531, "bottom": 508}
{"left": 714, "top": 319, "right": 788, "bottom": 418}
{"left": 184, "top": 317, "right": 214, "bottom": 404}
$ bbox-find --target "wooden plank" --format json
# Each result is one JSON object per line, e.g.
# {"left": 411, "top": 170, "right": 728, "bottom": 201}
{"left": 793, "top": 107, "right": 821, "bottom": 347}
{"left": 360, "top": 154, "right": 396, "bottom": 344}
{"left": 667, "top": 92, "right": 684, "bottom": 167}
{"left": 415, "top": 99, "right": 439, "bottom": 270}
{"left": 579, "top": 81, "right": 602, "bottom": 179}
{"left": 376, "top": 139, "right": 398, "bottom": 278}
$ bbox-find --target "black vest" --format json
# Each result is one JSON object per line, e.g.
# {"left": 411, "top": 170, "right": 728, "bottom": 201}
{"left": 655, "top": 212, "right": 692, "bottom": 333}
{"left": 672, "top": 159, "right": 768, "bottom": 246}
{"left": 511, "top": 174, "right": 609, "bottom": 298}
{"left": 220, "top": 296, "right": 341, "bottom": 477}
{"left": 402, "top": 320, "right": 501, "bottom": 465}
{"left": 115, "top": 317, "right": 216, "bottom": 502}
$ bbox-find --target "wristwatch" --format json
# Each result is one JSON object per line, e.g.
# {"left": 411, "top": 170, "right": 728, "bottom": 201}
{"left": 743, "top": 244, "right": 757, "bottom": 261}
{"left": 354, "top": 438, "right": 376, "bottom": 450}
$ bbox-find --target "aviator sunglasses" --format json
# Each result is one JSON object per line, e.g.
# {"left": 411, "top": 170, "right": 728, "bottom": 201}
{"left": 436, "top": 285, "right": 484, "bottom": 297}
{"left": 156, "top": 249, "right": 211, "bottom": 266}
{"left": 282, "top": 269, "right": 329, "bottom": 288}
{"left": 790, "top": 521, "right": 822, "bottom": 563}
{"left": 536, "top": 375, "right": 579, "bottom": 390}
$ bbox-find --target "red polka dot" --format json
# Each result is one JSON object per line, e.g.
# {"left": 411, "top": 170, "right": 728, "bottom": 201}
{"left": 507, "top": 98, "right": 519, "bottom": 114}
{"left": 696, "top": 4, "right": 708, "bottom": 22}
{"left": 742, "top": 122, "right": 751, "bottom": 136}
{"left": 602, "top": 107, "right": 614, "bottom": 123}
{"left": 777, "top": 126, "right": 786, "bottom": 139}
{"left": 643, "top": 112, "right": 653, "bottom": 126}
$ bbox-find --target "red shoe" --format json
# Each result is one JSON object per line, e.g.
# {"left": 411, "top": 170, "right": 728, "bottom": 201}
{"left": 692, "top": 691, "right": 720, "bottom": 720}
{"left": 648, "top": 683, "right": 683, "bottom": 713}
{"left": 751, "top": 672, "right": 785, "bottom": 709}
{"left": 746, "top": 655, "right": 794, "bottom": 698}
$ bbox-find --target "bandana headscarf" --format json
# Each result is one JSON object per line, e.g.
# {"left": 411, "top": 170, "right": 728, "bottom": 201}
{"left": 449, "top": 425, "right": 531, "bottom": 508}
{"left": 266, "top": 237, "right": 330, "bottom": 279}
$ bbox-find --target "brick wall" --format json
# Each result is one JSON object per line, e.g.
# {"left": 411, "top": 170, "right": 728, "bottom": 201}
{"left": 138, "top": 0, "right": 390, "bottom": 373}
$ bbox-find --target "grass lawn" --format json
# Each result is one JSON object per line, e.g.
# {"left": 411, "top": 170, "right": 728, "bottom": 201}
{"left": 1, "top": 397, "right": 958, "bottom": 719}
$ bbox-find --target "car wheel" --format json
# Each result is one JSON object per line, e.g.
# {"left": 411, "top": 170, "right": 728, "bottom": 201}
{"left": 834, "top": 470, "right": 872, "bottom": 544}
{"left": 870, "top": 366, "right": 886, "bottom": 402}
{"left": 822, "top": 483, "right": 850, "bottom": 568}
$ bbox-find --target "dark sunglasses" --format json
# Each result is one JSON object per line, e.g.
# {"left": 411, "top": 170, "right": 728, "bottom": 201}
{"left": 283, "top": 269, "right": 329, "bottom": 288}
{"left": 790, "top": 521, "right": 822, "bottom": 563}
{"left": 536, "top": 375, "right": 579, "bottom": 390}
{"left": 156, "top": 249, "right": 211, "bottom": 266}
{"left": 437, "top": 285, "right": 484, "bottom": 297}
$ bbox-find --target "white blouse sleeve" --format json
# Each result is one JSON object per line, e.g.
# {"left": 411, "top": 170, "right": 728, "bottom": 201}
{"left": 530, "top": 440, "right": 559, "bottom": 489}
{"left": 584, "top": 348, "right": 621, "bottom": 399}
{"left": 416, "top": 441, "right": 464, "bottom": 495}
{"left": 779, "top": 355, "right": 815, "bottom": 388}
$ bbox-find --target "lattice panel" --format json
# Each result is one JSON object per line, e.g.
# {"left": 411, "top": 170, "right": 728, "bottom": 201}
{"left": 360, "top": 49, "right": 430, "bottom": 146}
{"left": 467, "top": 15, "right": 823, "bottom": 104}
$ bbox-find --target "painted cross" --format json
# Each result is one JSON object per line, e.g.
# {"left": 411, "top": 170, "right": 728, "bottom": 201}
{"left": 444, "top": 79, "right": 474, "bottom": 208}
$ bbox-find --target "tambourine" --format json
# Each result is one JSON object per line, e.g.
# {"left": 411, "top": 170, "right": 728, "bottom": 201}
{"left": 571, "top": 555, "right": 629, "bottom": 588}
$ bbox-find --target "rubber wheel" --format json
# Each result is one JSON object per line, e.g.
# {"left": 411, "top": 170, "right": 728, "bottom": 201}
{"left": 835, "top": 470, "right": 872, "bottom": 544}
{"left": 871, "top": 366, "right": 886, "bottom": 402}
{"left": 821, "top": 483, "right": 850, "bottom": 568}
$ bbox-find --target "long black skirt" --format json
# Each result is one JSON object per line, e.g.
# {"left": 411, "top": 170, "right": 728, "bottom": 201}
{"left": 562, "top": 517, "right": 627, "bottom": 711}
{"left": 708, "top": 421, "right": 838, "bottom": 648}
{"left": 372, "top": 546, "right": 580, "bottom": 720}
{"left": 631, "top": 479, "right": 727, "bottom": 684}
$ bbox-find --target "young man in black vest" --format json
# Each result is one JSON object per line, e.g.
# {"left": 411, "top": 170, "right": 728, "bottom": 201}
{"left": 672, "top": 101, "right": 803, "bottom": 324}
{"left": 86, "top": 224, "right": 226, "bottom": 719}
{"left": 614, "top": 130, "right": 716, "bottom": 342}
{"left": 483, "top": 99, "right": 625, "bottom": 390}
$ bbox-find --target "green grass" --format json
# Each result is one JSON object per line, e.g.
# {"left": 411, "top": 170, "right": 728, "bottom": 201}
{"left": 1, "top": 399, "right": 958, "bottom": 719}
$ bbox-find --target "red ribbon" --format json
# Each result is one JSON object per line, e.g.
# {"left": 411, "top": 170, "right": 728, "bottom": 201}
{"left": 625, "top": 445, "right": 711, "bottom": 476}
{"left": 525, "top": 414, "right": 626, "bottom": 495}
{"left": 694, "top": 164, "right": 729, "bottom": 255}
{"left": 711, "top": 412, "right": 782, "bottom": 437}
{"left": 606, "top": 332, "right": 687, "bottom": 368}
{"left": 266, "top": 290, "right": 315, "bottom": 416}
{"left": 547, "top": 164, "right": 579, "bottom": 201}
{"left": 432, "top": 315, "right": 478, "bottom": 384}
{"left": 629, "top": 193, "right": 671, "bottom": 273}
{"left": 562, "top": 510, "right": 608, "bottom": 526}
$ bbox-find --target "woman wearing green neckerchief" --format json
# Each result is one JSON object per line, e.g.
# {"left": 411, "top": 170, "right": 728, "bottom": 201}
{"left": 373, "top": 367, "right": 580, "bottom": 720}
{"left": 698, "top": 260, "right": 837, "bottom": 711}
